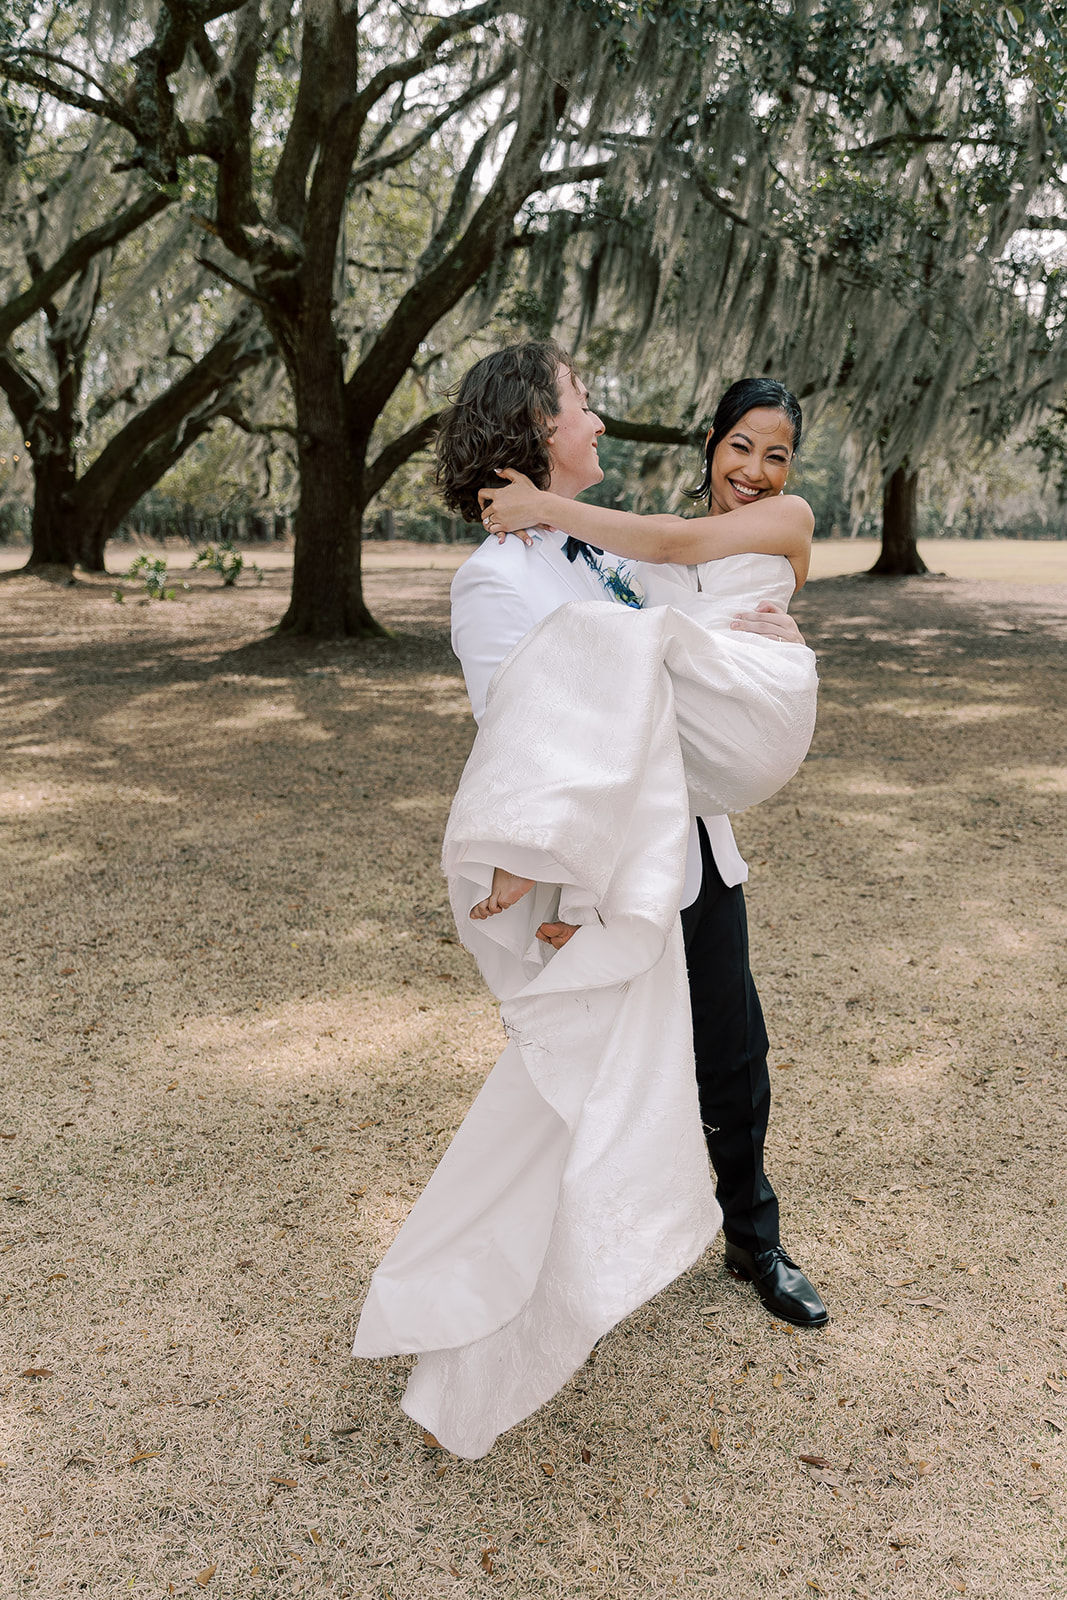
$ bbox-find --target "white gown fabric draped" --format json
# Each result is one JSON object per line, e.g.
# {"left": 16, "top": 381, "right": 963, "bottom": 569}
{"left": 353, "top": 555, "right": 818, "bottom": 1459}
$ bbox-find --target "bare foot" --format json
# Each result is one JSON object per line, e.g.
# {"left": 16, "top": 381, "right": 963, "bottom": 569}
{"left": 535, "top": 921, "right": 580, "bottom": 950}
{"left": 470, "top": 866, "right": 535, "bottom": 920}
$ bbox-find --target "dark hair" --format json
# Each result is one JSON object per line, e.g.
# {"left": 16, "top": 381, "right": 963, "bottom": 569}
{"left": 435, "top": 339, "right": 576, "bottom": 523}
{"left": 687, "top": 377, "right": 803, "bottom": 502}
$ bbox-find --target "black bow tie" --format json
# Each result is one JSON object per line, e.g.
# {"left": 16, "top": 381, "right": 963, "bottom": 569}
{"left": 564, "top": 536, "right": 604, "bottom": 563}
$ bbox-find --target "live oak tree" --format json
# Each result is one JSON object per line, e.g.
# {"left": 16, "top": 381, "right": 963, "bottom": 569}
{"left": 815, "top": 1, "right": 1067, "bottom": 574}
{"left": 6, "top": 0, "right": 1067, "bottom": 608}
{"left": 4, "top": 1, "right": 694, "bottom": 633}
{"left": 0, "top": 103, "right": 268, "bottom": 573}
{"left": 520, "top": 1, "right": 1067, "bottom": 573}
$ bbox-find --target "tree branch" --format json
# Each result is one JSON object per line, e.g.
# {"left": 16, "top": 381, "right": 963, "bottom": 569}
{"left": 611, "top": 132, "right": 758, "bottom": 230}
{"left": 845, "top": 131, "right": 1023, "bottom": 157}
{"left": 416, "top": 119, "right": 500, "bottom": 277}
{"left": 96, "top": 403, "right": 228, "bottom": 530}
{"left": 356, "top": 80, "right": 407, "bottom": 166}
{"left": 347, "top": 258, "right": 406, "bottom": 273}
{"left": 0, "top": 349, "right": 45, "bottom": 433}
{"left": 0, "top": 58, "right": 138, "bottom": 137}
{"left": 534, "top": 160, "right": 609, "bottom": 191}
{"left": 346, "top": 76, "right": 569, "bottom": 432}
{"left": 0, "top": 188, "right": 172, "bottom": 347}
{"left": 217, "top": 403, "right": 298, "bottom": 439}
{"left": 605, "top": 130, "right": 764, "bottom": 233}
{"left": 14, "top": 47, "right": 123, "bottom": 108}
{"left": 195, "top": 253, "right": 273, "bottom": 312}
{"left": 290, "top": 0, "right": 503, "bottom": 265}
{"left": 191, "top": 25, "right": 222, "bottom": 79}
{"left": 211, "top": 0, "right": 265, "bottom": 253}
{"left": 351, "top": 2, "right": 500, "bottom": 124}
{"left": 363, "top": 411, "right": 442, "bottom": 501}
{"left": 78, "top": 304, "right": 269, "bottom": 517}
{"left": 600, "top": 414, "right": 702, "bottom": 447}
{"left": 689, "top": 167, "right": 755, "bottom": 230}
{"left": 116, "top": 0, "right": 248, "bottom": 183}
{"left": 271, "top": 2, "right": 338, "bottom": 230}
{"left": 348, "top": 58, "right": 513, "bottom": 190}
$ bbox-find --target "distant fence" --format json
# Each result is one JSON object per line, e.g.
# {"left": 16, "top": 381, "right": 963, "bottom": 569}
{"left": 0, "top": 502, "right": 482, "bottom": 546}
{"left": 117, "top": 507, "right": 481, "bottom": 546}
{"left": 116, "top": 510, "right": 293, "bottom": 545}
{"left": 365, "top": 509, "right": 479, "bottom": 544}
{"left": 0, "top": 503, "right": 295, "bottom": 546}
{"left": 2, "top": 496, "right": 1065, "bottom": 547}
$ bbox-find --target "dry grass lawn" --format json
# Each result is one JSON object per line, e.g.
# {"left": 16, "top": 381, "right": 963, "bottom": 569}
{"left": 1, "top": 540, "right": 1065, "bottom": 1600}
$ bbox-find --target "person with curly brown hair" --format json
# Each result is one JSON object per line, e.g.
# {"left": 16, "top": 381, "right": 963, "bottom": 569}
{"left": 352, "top": 343, "right": 826, "bottom": 1459}
{"left": 437, "top": 342, "right": 828, "bottom": 1328}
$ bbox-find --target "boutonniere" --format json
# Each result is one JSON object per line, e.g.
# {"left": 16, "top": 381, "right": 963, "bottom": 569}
{"left": 565, "top": 537, "right": 644, "bottom": 608}
{"left": 601, "top": 565, "right": 644, "bottom": 609}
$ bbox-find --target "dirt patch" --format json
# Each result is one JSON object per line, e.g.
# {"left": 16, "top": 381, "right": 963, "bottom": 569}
{"left": 1, "top": 553, "right": 1064, "bottom": 1598}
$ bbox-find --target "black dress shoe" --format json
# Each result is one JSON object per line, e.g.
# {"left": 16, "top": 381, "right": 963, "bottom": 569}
{"left": 724, "top": 1242, "right": 829, "bottom": 1328}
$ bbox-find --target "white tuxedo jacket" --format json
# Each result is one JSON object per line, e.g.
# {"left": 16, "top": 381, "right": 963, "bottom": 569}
{"left": 450, "top": 527, "right": 749, "bottom": 903}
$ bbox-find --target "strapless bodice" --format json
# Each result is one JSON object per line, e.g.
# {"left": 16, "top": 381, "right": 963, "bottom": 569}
{"left": 637, "top": 552, "right": 796, "bottom": 627}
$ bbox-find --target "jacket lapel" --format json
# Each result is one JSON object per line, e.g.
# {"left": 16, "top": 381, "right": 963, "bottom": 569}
{"left": 534, "top": 532, "right": 600, "bottom": 602}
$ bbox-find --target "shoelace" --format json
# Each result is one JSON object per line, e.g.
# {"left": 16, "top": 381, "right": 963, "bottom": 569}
{"left": 752, "top": 1245, "right": 800, "bottom": 1272}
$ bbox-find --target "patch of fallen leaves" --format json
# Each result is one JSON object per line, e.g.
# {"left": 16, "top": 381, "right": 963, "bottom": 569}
{"left": 798, "top": 1454, "right": 845, "bottom": 1495}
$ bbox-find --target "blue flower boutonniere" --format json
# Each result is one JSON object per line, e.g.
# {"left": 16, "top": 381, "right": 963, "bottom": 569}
{"left": 600, "top": 564, "right": 645, "bottom": 609}
{"left": 565, "top": 537, "right": 644, "bottom": 608}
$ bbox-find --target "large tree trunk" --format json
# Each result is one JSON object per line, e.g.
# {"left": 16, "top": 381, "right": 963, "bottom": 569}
{"left": 76, "top": 504, "right": 114, "bottom": 573}
{"left": 26, "top": 438, "right": 80, "bottom": 571}
{"left": 868, "top": 464, "right": 929, "bottom": 576}
{"left": 0, "top": 356, "right": 79, "bottom": 573}
{"left": 276, "top": 315, "right": 385, "bottom": 639}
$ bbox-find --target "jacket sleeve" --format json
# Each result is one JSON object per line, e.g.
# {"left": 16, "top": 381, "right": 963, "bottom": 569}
{"left": 450, "top": 555, "right": 537, "bottom": 726}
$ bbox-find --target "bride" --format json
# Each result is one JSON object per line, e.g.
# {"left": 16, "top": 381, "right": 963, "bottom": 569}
{"left": 353, "top": 366, "right": 820, "bottom": 1460}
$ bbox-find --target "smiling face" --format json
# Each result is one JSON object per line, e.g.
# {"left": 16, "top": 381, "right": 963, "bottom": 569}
{"left": 546, "top": 367, "right": 605, "bottom": 500}
{"left": 708, "top": 407, "right": 795, "bottom": 516}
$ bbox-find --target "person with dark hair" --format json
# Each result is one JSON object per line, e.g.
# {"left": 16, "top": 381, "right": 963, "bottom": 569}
{"left": 687, "top": 376, "right": 804, "bottom": 507}
{"left": 471, "top": 368, "right": 829, "bottom": 1327}
{"left": 477, "top": 372, "right": 809, "bottom": 563}
{"left": 353, "top": 346, "right": 825, "bottom": 1459}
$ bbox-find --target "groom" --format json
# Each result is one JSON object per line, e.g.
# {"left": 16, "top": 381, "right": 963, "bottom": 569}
{"left": 437, "top": 340, "right": 827, "bottom": 1329}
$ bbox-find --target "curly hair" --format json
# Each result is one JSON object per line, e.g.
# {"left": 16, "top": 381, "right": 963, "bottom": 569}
{"left": 435, "top": 340, "right": 575, "bottom": 523}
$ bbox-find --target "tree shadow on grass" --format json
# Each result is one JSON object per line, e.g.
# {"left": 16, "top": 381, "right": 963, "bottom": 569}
{"left": 3, "top": 565, "right": 1066, "bottom": 1600}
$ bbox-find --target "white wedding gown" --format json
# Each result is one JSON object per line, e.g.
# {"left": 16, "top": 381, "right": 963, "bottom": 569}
{"left": 353, "top": 555, "right": 818, "bottom": 1458}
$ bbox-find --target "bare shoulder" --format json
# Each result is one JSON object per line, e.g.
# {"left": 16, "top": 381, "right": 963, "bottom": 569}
{"left": 781, "top": 493, "right": 815, "bottom": 534}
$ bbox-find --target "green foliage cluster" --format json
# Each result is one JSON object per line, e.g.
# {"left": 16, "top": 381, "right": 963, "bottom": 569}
{"left": 117, "top": 554, "right": 185, "bottom": 602}
{"left": 191, "top": 540, "right": 263, "bottom": 587}
{"left": 1025, "top": 403, "right": 1067, "bottom": 500}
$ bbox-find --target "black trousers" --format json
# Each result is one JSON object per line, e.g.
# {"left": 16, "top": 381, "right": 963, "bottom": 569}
{"left": 680, "top": 819, "right": 780, "bottom": 1254}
